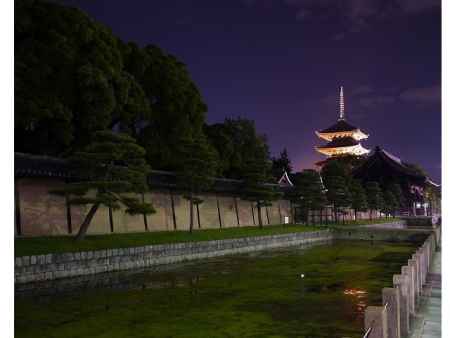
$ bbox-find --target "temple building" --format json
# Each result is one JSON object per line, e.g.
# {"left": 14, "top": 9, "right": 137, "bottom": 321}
{"left": 352, "top": 146, "right": 440, "bottom": 217}
{"left": 315, "top": 87, "right": 370, "bottom": 158}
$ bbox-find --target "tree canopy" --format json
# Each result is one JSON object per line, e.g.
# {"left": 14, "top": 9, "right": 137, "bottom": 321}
{"left": 205, "top": 118, "right": 271, "bottom": 179}
{"left": 271, "top": 148, "right": 293, "bottom": 181}
{"left": 15, "top": 0, "right": 206, "bottom": 171}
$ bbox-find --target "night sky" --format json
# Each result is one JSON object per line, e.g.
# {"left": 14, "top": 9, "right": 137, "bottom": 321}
{"left": 63, "top": 0, "right": 441, "bottom": 182}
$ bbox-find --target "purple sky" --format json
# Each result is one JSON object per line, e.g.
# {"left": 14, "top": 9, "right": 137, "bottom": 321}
{"left": 64, "top": 0, "right": 441, "bottom": 182}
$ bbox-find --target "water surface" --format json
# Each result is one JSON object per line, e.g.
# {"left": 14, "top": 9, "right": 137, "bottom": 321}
{"left": 15, "top": 240, "right": 418, "bottom": 338}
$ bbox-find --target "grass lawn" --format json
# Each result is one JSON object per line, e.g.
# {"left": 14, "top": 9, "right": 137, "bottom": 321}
{"left": 14, "top": 218, "right": 401, "bottom": 257}
{"left": 15, "top": 224, "right": 321, "bottom": 257}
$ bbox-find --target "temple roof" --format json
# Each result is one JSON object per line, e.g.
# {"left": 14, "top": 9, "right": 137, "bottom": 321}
{"left": 352, "top": 146, "right": 429, "bottom": 182}
{"left": 317, "top": 136, "right": 359, "bottom": 149}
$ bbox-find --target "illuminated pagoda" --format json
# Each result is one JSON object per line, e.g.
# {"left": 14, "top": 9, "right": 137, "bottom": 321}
{"left": 315, "top": 86, "right": 370, "bottom": 158}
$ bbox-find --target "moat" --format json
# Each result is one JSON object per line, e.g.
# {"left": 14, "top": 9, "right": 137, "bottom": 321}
{"left": 15, "top": 240, "right": 419, "bottom": 338}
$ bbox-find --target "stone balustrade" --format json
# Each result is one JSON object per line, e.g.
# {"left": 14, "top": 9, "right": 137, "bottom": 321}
{"left": 363, "top": 229, "right": 438, "bottom": 338}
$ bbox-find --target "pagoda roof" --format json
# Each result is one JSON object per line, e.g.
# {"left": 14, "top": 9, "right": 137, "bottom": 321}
{"left": 317, "top": 136, "right": 359, "bottom": 149}
{"left": 319, "top": 119, "right": 359, "bottom": 133}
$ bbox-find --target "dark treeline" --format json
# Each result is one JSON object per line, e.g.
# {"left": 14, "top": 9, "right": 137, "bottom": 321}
{"left": 15, "top": 0, "right": 286, "bottom": 182}
{"left": 14, "top": 0, "right": 284, "bottom": 234}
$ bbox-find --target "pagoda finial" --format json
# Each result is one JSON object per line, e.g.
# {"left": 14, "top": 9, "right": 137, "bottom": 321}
{"left": 339, "top": 86, "right": 345, "bottom": 120}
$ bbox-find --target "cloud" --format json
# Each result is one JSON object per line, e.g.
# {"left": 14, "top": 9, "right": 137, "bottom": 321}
{"left": 282, "top": 0, "right": 440, "bottom": 39}
{"left": 399, "top": 85, "right": 441, "bottom": 103}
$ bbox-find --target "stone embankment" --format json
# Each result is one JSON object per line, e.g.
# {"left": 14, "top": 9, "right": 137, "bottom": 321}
{"left": 15, "top": 230, "right": 333, "bottom": 284}
{"left": 362, "top": 227, "right": 440, "bottom": 338}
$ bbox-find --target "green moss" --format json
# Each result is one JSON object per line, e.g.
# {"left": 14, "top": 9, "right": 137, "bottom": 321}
{"left": 15, "top": 240, "right": 418, "bottom": 338}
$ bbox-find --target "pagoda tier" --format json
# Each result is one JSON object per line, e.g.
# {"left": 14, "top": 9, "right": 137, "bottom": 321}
{"left": 315, "top": 119, "right": 368, "bottom": 141}
{"left": 316, "top": 136, "right": 369, "bottom": 156}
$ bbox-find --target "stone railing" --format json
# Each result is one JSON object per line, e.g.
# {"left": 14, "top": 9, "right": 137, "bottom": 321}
{"left": 362, "top": 227, "right": 439, "bottom": 338}
{"left": 15, "top": 230, "right": 333, "bottom": 284}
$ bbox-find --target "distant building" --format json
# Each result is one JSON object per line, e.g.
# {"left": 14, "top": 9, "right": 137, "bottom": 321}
{"left": 315, "top": 86, "right": 370, "bottom": 158}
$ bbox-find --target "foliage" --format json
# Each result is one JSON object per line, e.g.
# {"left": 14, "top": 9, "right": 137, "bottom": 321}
{"left": 388, "top": 183, "right": 406, "bottom": 210}
{"left": 365, "top": 181, "right": 384, "bottom": 219}
{"left": 15, "top": 0, "right": 151, "bottom": 154}
{"left": 15, "top": 0, "right": 206, "bottom": 170}
{"left": 240, "top": 152, "right": 281, "bottom": 228}
{"left": 382, "top": 190, "right": 398, "bottom": 216}
{"left": 205, "top": 118, "right": 271, "bottom": 179}
{"left": 325, "top": 176, "right": 351, "bottom": 222}
{"left": 321, "top": 159, "right": 351, "bottom": 186}
{"left": 271, "top": 148, "right": 293, "bottom": 180}
{"left": 290, "top": 170, "right": 327, "bottom": 223}
{"left": 122, "top": 43, "right": 208, "bottom": 171}
{"left": 53, "top": 131, "right": 155, "bottom": 240}
{"left": 349, "top": 179, "right": 368, "bottom": 219}
{"left": 177, "top": 134, "right": 219, "bottom": 232}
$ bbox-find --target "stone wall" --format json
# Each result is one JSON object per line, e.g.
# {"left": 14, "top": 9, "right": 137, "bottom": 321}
{"left": 15, "top": 177, "right": 293, "bottom": 237}
{"left": 15, "top": 230, "right": 333, "bottom": 284}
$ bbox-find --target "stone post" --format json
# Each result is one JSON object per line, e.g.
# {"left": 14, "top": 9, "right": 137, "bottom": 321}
{"left": 364, "top": 306, "right": 388, "bottom": 338}
{"left": 419, "top": 248, "right": 427, "bottom": 284}
{"left": 408, "top": 258, "right": 420, "bottom": 300}
{"left": 393, "top": 274, "right": 409, "bottom": 336}
{"left": 401, "top": 265, "right": 415, "bottom": 314}
{"left": 382, "top": 287, "right": 401, "bottom": 338}
{"left": 412, "top": 253, "right": 422, "bottom": 294}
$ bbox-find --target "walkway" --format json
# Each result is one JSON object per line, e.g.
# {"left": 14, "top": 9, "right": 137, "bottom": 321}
{"left": 409, "top": 249, "right": 441, "bottom": 338}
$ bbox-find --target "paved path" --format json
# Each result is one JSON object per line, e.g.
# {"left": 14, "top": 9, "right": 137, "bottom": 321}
{"left": 408, "top": 250, "right": 441, "bottom": 338}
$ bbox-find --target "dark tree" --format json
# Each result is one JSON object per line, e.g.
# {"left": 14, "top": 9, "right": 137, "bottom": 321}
{"left": 366, "top": 182, "right": 383, "bottom": 220}
{"left": 349, "top": 179, "right": 368, "bottom": 220}
{"left": 241, "top": 154, "right": 280, "bottom": 228}
{"left": 271, "top": 148, "right": 293, "bottom": 181}
{"left": 382, "top": 190, "right": 398, "bottom": 218}
{"left": 122, "top": 43, "right": 207, "bottom": 171}
{"left": 205, "top": 118, "right": 271, "bottom": 179}
{"left": 389, "top": 183, "right": 406, "bottom": 213}
{"left": 15, "top": 0, "right": 150, "bottom": 155}
{"left": 53, "top": 131, "right": 155, "bottom": 240}
{"left": 325, "top": 176, "right": 351, "bottom": 223}
{"left": 177, "top": 134, "right": 219, "bottom": 233}
{"left": 291, "top": 170, "right": 327, "bottom": 225}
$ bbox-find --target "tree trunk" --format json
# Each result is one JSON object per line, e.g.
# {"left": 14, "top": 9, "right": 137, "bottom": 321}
{"left": 189, "top": 194, "right": 194, "bottom": 233}
{"left": 369, "top": 209, "right": 372, "bottom": 220}
{"left": 334, "top": 206, "right": 338, "bottom": 224}
{"left": 354, "top": 209, "right": 357, "bottom": 221}
{"left": 257, "top": 202, "right": 263, "bottom": 229}
{"left": 75, "top": 203, "right": 100, "bottom": 241}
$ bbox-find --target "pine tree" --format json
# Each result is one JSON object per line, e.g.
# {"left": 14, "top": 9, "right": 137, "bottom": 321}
{"left": 366, "top": 182, "right": 383, "bottom": 220}
{"left": 382, "top": 190, "right": 398, "bottom": 218}
{"left": 325, "top": 176, "right": 351, "bottom": 224}
{"left": 241, "top": 155, "right": 281, "bottom": 228}
{"left": 53, "top": 131, "right": 155, "bottom": 240}
{"left": 291, "top": 170, "right": 327, "bottom": 225}
{"left": 389, "top": 183, "right": 406, "bottom": 215}
{"left": 177, "top": 134, "right": 219, "bottom": 233}
{"left": 271, "top": 148, "right": 293, "bottom": 180}
{"left": 349, "top": 179, "right": 368, "bottom": 220}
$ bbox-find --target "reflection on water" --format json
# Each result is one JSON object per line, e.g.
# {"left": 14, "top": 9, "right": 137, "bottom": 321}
{"left": 344, "top": 288, "right": 368, "bottom": 316}
{"left": 15, "top": 240, "right": 418, "bottom": 338}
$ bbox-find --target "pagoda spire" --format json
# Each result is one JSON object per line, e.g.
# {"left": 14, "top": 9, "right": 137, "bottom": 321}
{"left": 339, "top": 86, "right": 345, "bottom": 120}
